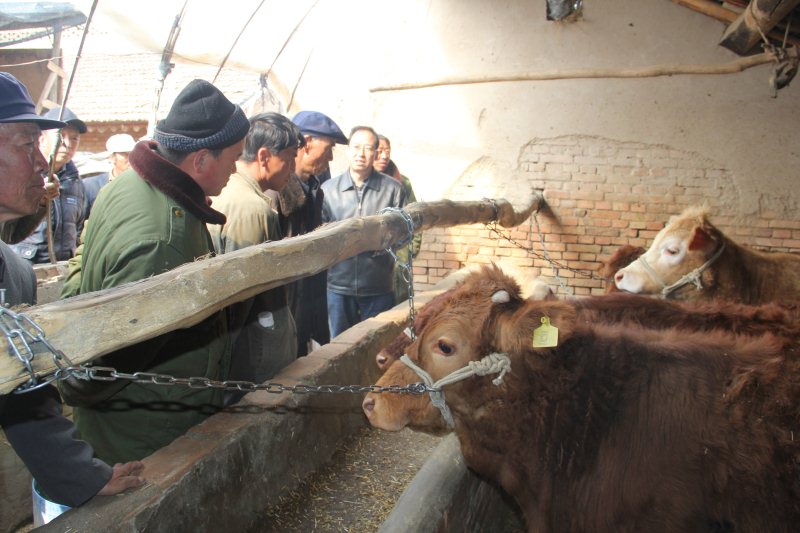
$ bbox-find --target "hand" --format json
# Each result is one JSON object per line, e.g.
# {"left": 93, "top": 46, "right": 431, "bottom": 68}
{"left": 40, "top": 179, "right": 60, "bottom": 207}
{"left": 96, "top": 461, "right": 146, "bottom": 497}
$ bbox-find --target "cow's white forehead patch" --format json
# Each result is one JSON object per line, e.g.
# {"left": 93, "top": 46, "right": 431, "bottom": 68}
{"left": 491, "top": 290, "right": 510, "bottom": 303}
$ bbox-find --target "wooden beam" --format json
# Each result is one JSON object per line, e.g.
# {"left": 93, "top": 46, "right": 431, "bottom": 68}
{"left": 672, "top": 0, "right": 739, "bottom": 22}
{"left": 0, "top": 195, "right": 544, "bottom": 394}
{"left": 671, "top": 0, "right": 800, "bottom": 51}
{"left": 370, "top": 52, "right": 782, "bottom": 92}
{"left": 719, "top": 0, "right": 800, "bottom": 54}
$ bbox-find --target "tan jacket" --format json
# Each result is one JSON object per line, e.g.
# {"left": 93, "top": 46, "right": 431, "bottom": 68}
{"left": 209, "top": 172, "right": 297, "bottom": 384}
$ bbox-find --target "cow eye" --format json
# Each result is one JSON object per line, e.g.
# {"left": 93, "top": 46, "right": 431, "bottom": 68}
{"left": 435, "top": 340, "right": 454, "bottom": 355}
{"left": 664, "top": 246, "right": 679, "bottom": 256}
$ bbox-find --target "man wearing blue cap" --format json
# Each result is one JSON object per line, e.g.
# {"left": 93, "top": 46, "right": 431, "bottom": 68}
{"left": 264, "top": 110, "right": 348, "bottom": 355}
{"left": 0, "top": 72, "right": 144, "bottom": 510}
{"left": 59, "top": 79, "right": 249, "bottom": 464}
{"left": 11, "top": 106, "right": 88, "bottom": 263}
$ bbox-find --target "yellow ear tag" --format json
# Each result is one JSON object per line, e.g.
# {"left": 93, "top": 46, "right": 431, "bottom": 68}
{"left": 532, "top": 316, "right": 558, "bottom": 348}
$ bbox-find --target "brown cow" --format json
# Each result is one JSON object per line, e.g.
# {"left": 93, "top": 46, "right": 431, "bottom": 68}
{"left": 613, "top": 206, "right": 800, "bottom": 303}
{"left": 367, "top": 284, "right": 800, "bottom": 436}
{"left": 364, "top": 265, "right": 800, "bottom": 532}
{"left": 598, "top": 244, "right": 644, "bottom": 293}
{"left": 376, "top": 272, "right": 554, "bottom": 371}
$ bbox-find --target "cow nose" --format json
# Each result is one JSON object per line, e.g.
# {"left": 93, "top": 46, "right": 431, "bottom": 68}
{"left": 362, "top": 396, "right": 375, "bottom": 414}
{"left": 376, "top": 353, "right": 387, "bottom": 370}
{"left": 614, "top": 271, "right": 625, "bottom": 285}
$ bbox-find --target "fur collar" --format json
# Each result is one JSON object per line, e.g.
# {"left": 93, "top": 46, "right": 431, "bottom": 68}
{"left": 128, "top": 141, "right": 226, "bottom": 225}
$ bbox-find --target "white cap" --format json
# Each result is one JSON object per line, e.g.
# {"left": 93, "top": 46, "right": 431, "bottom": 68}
{"left": 105, "top": 133, "right": 135, "bottom": 153}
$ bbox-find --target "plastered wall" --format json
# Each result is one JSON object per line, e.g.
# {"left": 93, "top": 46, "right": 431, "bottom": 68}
{"left": 307, "top": 0, "right": 799, "bottom": 293}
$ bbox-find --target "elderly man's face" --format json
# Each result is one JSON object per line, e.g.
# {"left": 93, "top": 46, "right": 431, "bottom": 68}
{"left": 0, "top": 123, "right": 48, "bottom": 222}
{"left": 40, "top": 124, "right": 80, "bottom": 171}
{"left": 298, "top": 135, "right": 335, "bottom": 179}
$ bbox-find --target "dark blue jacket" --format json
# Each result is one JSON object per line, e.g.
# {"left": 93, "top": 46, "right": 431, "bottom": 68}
{"left": 81, "top": 171, "right": 109, "bottom": 222}
{"left": 11, "top": 161, "right": 85, "bottom": 263}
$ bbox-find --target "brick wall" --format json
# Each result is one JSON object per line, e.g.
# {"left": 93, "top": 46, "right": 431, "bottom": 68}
{"left": 80, "top": 121, "right": 148, "bottom": 153}
{"left": 412, "top": 136, "right": 800, "bottom": 297}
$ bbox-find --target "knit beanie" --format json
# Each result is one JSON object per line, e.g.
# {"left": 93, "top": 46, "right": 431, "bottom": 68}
{"left": 154, "top": 79, "right": 249, "bottom": 152}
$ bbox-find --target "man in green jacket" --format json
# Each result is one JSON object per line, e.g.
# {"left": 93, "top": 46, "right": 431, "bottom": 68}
{"left": 60, "top": 79, "right": 249, "bottom": 464}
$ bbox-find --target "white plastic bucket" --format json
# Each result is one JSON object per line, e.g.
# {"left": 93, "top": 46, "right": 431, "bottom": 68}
{"left": 32, "top": 479, "right": 71, "bottom": 526}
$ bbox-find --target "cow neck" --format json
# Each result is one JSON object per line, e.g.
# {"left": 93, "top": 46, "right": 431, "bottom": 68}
{"left": 399, "top": 352, "right": 511, "bottom": 428}
{"left": 637, "top": 240, "right": 726, "bottom": 299}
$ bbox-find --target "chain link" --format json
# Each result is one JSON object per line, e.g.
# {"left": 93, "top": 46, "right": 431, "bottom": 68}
{"left": 484, "top": 211, "right": 605, "bottom": 285}
{"left": 1, "top": 307, "right": 437, "bottom": 396}
{"left": 48, "top": 365, "right": 436, "bottom": 395}
{"left": 379, "top": 207, "right": 418, "bottom": 340}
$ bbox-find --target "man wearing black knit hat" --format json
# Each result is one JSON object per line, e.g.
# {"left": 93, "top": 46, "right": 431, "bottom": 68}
{"left": 60, "top": 79, "right": 249, "bottom": 464}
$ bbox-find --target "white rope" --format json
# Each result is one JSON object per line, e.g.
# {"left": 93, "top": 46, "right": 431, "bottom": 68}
{"left": 635, "top": 241, "right": 725, "bottom": 299}
{"left": 399, "top": 352, "right": 512, "bottom": 428}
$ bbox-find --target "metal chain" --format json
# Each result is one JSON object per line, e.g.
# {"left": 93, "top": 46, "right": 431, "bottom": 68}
{"left": 1, "top": 307, "right": 76, "bottom": 392}
{"left": 49, "top": 365, "right": 437, "bottom": 395}
{"left": 379, "top": 207, "right": 418, "bottom": 340}
{"left": 483, "top": 210, "right": 604, "bottom": 283}
{"left": 0, "top": 308, "right": 436, "bottom": 396}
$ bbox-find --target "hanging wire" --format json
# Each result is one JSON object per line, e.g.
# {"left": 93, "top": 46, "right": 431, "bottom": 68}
{"left": 212, "top": 0, "right": 266, "bottom": 83}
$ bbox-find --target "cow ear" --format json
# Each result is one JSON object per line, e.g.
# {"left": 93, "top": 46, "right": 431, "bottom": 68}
{"left": 688, "top": 226, "right": 716, "bottom": 252}
{"left": 495, "top": 300, "right": 576, "bottom": 354}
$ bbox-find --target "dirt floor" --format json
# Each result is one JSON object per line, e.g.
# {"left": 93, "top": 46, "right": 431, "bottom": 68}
{"left": 258, "top": 426, "right": 442, "bottom": 532}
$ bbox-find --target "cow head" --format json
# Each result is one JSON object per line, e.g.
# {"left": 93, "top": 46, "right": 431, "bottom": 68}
{"left": 599, "top": 245, "right": 645, "bottom": 293}
{"left": 614, "top": 206, "right": 723, "bottom": 298}
{"left": 363, "top": 265, "right": 576, "bottom": 432}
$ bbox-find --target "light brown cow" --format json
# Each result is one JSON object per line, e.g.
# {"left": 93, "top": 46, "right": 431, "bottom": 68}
{"left": 598, "top": 244, "right": 644, "bottom": 293}
{"left": 364, "top": 265, "right": 800, "bottom": 532}
{"left": 613, "top": 206, "right": 800, "bottom": 303}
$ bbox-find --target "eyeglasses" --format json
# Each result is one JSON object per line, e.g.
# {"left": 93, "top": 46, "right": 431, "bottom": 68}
{"left": 349, "top": 144, "right": 375, "bottom": 154}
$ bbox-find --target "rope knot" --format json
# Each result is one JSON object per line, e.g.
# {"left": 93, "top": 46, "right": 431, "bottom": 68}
{"left": 468, "top": 353, "right": 511, "bottom": 386}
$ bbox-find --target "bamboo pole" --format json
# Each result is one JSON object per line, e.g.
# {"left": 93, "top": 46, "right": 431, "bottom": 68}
{"left": 0, "top": 195, "right": 544, "bottom": 394}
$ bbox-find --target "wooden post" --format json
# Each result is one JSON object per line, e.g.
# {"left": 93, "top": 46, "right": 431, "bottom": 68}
{"left": 0, "top": 195, "right": 544, "bottom": 394}
{"left": 719, "top": 0, "right": 800, "bottom": 54}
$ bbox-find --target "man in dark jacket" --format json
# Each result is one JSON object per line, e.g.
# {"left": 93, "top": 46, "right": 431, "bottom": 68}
{"left": 265, "top": 110, "right": 348, "bottom": 355}
{"left": 0, "top": 72, "right": 144, "bottom": 509}
{"left": 11, "top": 106, "right": 86, "bottom": 263}
{"left": 321, "top": 126, "right": 406, "bottom": 337}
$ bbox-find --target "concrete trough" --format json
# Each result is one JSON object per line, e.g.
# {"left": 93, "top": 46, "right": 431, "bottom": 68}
{"left": 26, "top": 272, "right": 472, "bottom": 532}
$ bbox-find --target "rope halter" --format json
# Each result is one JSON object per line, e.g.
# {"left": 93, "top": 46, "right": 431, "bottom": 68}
{"left": 399, "top": 352, "right": 511, "bottom": 428}
{"left": 635, "top": 241, "right": 726, "bottom": 299}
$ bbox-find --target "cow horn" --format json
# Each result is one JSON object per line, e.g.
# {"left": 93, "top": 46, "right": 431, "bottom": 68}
{"left": 491, "top": 290, "right": 510, "bottom": 303}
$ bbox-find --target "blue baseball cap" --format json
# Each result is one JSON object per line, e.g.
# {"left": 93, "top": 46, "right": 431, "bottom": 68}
{"left": 42, "top": 106, "right": 87, "bottom": 134}
{"left": 0, "top": 72, "right": 66, "bottom": 130}
{"left": 292, "top": 111, "right": 348, "bottom": 144}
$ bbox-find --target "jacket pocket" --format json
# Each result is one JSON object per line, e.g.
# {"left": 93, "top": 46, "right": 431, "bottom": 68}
{"left": 12, "top": 242, "right": 39, "bottom": 261}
